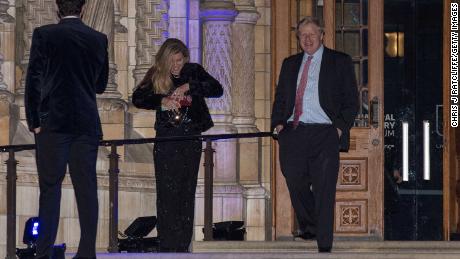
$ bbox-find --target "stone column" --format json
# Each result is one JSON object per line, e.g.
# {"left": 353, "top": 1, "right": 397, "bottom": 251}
{"left": 83, "top": 0, "right": 121, "bottom": 98}
{"left": 231, "top": 4, "right": 267, "bottom": 240}
{"left": 188, "top": 0, "right": 200, "bottom": 63}
{"left": 0, "top": 53, "right": 6, "bottom": 90}
{"left": 169, "top": 0, "right": 187, "bottom": 43}
{"left": 114, "top": 0, "right": 127, "bottom": 33}
{"left": 0, "top": 0, "right": 15, "bottom": 146}
{"left": 133, "top": 0, "right": 169, "bottom": 87}
{"left": 200, "top": 0, "right": 238, "bottom": 183}
{"left": 233, "top": 2, "right": 267, "bottom": 237}
{"left": 232, "top": 0, "right": 259, "bottom": 134}
{"left": 0, "top": 89, "right": 13, "bottom": 145}
{"left": 200, "top": 0, "right": 237, "bottom": 135}
{"left": 18, "top": 0, "right": 57, "bottom": 94}
{"left": 83, "top": 0, "right": 127, "bottom": 161}
{"left": 232, "top": 0, "right": 261, "bottom": 187}
{"left": 194, "top": 0, "right": 243, "bottom": 241}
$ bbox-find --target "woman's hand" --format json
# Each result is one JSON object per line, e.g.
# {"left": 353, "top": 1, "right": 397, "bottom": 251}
{"left": 161, "top": 96, "right": 180, "bottom": 111}
{"left": 172, "top": 83, "right": 190, "bottom": 99}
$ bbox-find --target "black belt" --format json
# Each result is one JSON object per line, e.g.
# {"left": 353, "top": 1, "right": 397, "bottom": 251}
{"left": 287, "top": 121, "right": 332, "bottom": 127}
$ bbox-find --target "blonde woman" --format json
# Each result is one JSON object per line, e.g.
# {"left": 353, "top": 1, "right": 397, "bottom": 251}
{"left": 132, "top": 38, "right": 223, "bottom": 252}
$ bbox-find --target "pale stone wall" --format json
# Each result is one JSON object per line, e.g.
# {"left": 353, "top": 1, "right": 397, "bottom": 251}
{"left": 254, "top": 0, "right": 272, "bottom": 202}
{"left": 0, "top": 0, "right": 273, "bottom": 255}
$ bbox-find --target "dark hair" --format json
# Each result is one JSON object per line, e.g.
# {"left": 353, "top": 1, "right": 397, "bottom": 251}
{"left": 56, "top": 0, "right": 86, "bottom": 17}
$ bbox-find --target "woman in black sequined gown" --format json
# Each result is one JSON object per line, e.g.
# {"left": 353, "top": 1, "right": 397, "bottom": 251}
{"left": 132, "top": 38, "right": 223, "bottom": 252}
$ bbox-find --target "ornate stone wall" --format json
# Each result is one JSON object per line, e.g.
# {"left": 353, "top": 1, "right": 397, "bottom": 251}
{"left": 0, "top": 0, "right": 272, "bottom": 255}
{"left": 133, "top": 0, "right": 169, "bottom": 86}
{"left": 0, "top": 0, "right": 15, "bottom": 151}
{"left": 18, "top": 0, "right": 57, "bottom": 94}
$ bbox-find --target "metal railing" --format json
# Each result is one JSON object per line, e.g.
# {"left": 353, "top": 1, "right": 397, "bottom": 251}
{"left": 0, "top": 132, "right": 272, "bottom": 258}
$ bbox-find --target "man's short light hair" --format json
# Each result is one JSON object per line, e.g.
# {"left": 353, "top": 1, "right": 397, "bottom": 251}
{"left": 296, "top": 16, "right": 324, "bottom": 37}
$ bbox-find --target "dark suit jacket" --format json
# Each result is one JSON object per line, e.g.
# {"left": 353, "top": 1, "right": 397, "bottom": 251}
{"left": 25, "top": 18, "right": 109, "bottom": 137}
{"left": 271, "top": 47, "right": 359, "bottom": 151}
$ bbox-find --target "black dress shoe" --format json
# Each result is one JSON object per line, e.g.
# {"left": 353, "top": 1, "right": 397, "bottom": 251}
{"left": 318, "top": 247, "right": 331, "bottom": 253}
{"left": 299, "top": 232, "right": 316, "bottom": 240}
{"left": 293, "top": 230, "right": 316, "bottom": 240}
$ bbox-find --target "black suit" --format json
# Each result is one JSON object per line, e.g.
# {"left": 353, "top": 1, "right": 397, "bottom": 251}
{"left": 25, "top": 18, "right": 108, "bottom": 258}
{"left": 271, "top": 47, "right": 358, "bottom": 249}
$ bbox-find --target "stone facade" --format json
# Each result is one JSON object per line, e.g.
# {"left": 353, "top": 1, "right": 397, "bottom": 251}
{"left": 0, "top": 0, "right": 272, "bottom": 255}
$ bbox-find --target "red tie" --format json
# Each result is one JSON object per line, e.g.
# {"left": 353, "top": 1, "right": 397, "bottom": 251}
{"left": 293, "top": 55, "right": 313, "bottom": 128}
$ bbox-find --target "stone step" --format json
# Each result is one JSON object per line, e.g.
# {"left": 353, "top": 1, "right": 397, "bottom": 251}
{"left": 65, "top": 241, "right": 460, "bottom": 259}
{"left": 192, "top": 240, "right": 460, "bottom": 252}
{"left": 68, "top": 251, "right": 460, "bottom": 259}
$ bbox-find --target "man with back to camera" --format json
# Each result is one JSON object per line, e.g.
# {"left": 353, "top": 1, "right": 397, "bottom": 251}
{"left": 24, "top": 0, "right": 108, "bottom": 258}
{"left": 271, "top": 16, "right": 358, "bottom": 253}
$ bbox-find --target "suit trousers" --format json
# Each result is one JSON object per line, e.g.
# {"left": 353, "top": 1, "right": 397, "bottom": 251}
{"left": 278, "top": 123, "right": 339, "bottom": 249}
{"left": 34, "top": 132, "right": 99, "bottom": 258}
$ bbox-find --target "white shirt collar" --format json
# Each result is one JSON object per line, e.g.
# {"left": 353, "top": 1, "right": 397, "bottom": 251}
{"left": 62, "top": 15, "right": 80, "bottom": 19}
{"left": 304, "top": 44, "right": 324, "bottom": 61}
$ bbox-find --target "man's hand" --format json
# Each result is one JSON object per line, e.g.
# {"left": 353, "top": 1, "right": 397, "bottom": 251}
{"left": 33, "top": 127, "right": 41, "bottom": 134}
{"left": 393, "top": 169, "right": 403, "bottom": 184}
{"left": 337, "top": 128, "right": 342, "bottom": 138}
{"left": 274, "top": 124, "right": 284, "bottom": 135}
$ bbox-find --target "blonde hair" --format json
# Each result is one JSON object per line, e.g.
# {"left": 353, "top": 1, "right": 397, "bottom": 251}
{"left": 151, "top": 38, "right": 190, "bottom": 94}
{"left": 296, "top": 16, "right": 324, "bottom": 38}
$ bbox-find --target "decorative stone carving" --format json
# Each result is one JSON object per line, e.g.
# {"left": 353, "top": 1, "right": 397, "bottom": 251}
{"left": 0, "top": 89, "right": 13, "bottom": 102}
{"left": 243, "top": 185, "right": 268, "bottom": 198}
{"left": 97, "top": 98, "right": 128, "bottom": 112}
{"left": 114, "top": 0, "right": 127, "bottom": 33}
{"left": 232, "top": 0, "right": 259, "bottom": 133}
{"left": 200, "top": 1, "right": 236, "bottom": 119}
{"left": 18, "top": 0, "right": 57, "bottom": 94}
{"left": 200, "top": 0, "right": 236, "bottom": 117}
{"left": 133, "top": 0, "right": 169, "bottom": 87}
{"left": 202, "top": 23, "right": 233, "bottom": 113}
{"left": 97, "top": 97, "right": 127, "bottom": 124}
{"left": 83, "top": 0, "right": 121, "bottom": 98}
{"left": 0, "top": 0, "right": 14, "bottom": 23}
{"left": 0, "top": 53, "right": 6, "bottom": 90}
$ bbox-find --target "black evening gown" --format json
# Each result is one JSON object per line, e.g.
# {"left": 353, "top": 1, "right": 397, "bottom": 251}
{"left": 132, "top": 63, "right": 223, "bottom": 251}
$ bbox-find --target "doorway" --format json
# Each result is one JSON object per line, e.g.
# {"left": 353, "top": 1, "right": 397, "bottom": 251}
{"left": 383, "top": 0, "right": 443, "bottom": 240}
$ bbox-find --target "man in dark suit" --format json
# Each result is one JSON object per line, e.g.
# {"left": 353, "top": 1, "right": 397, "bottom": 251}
{"left": 24, "top": 0, "right": 108, "bottom": 258}
{"left": 271, "top": 17, "right": 358, "bottom": 253}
